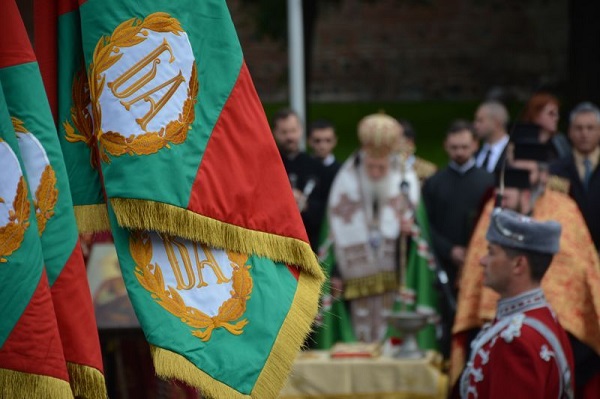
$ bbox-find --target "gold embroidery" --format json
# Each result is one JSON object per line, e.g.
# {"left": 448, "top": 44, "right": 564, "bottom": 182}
{"left": 63, "top": 67, "right": 100, "bottom": 170}
{"left": 89, "top": 12, "right": 199, "bottom": 163}
{"left": 0, "top": 176, "right": 30, "bottom": 263}
{"left": 130, "top": 231, "right": 253, "bottom": 341}
{"left": 12, "top": 117, "right": 59, "bottom": 235}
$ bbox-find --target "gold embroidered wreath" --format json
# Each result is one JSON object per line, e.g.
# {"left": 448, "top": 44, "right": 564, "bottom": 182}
{"left": 0, "top": 161, "right": 30, "bottom": 263}
{"left": 130, "top": 231, "right": 253, "bottom": 341}
{"left": 12, "top": 118, "right": 58, "bottom": 235}
{"left": 63, "top": 66, "right": 100, "bottom": 170}
{"left": 89, "top": 12, "right": 199, "bottom": 163}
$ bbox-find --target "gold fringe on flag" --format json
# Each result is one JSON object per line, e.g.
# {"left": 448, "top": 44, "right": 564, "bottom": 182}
{"left": 0, "top": 368, "right": 73, "bottom": 399}
{"left": 73, "top": 204, "right": 110, "bottom": 234}
{"left": 110, "top": 198, "right": 325, "bottom": 280}
{"left": 150, "top": 271, "right": 322, "bottom": 399}
{"left": 67, "top": 362, "right": 107, "bottom": 399}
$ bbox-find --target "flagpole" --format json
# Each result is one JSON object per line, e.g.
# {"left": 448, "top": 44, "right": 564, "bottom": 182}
{"left": 287, "top": 0, "right": 306, "bottom": 150}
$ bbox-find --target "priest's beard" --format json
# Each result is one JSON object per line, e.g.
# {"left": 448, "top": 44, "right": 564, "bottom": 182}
{"left": 359, "top": 165, "right": 393, "bottom": 219}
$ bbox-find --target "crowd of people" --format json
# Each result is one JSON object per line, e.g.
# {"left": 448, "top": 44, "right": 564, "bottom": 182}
{"left": 272, "top": 93, "right": 600, "bottom": 398}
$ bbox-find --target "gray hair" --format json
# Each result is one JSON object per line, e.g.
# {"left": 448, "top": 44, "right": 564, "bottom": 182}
{"left": 480, "top": 100, "right": 509, "bottom": 126}
{"left": 569, "top": 102, "right": 600, "bottom": 125}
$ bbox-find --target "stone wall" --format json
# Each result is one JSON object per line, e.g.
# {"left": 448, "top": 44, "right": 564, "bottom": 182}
{"left": 230, "top": 0, "right": 568, "bottom": 102}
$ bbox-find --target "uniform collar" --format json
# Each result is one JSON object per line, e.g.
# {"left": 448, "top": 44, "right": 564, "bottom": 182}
{"left": 496, "top": 288, "right": 547, "bottom": 319}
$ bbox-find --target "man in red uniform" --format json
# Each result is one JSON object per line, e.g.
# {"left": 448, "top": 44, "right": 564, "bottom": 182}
{"left": 457, "top": 209, "right": 574, "bottom": 398}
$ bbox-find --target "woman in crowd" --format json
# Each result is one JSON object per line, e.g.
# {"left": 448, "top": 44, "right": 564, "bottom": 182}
{"left": 521, "top": 92, "right": 571, "bottom": 158}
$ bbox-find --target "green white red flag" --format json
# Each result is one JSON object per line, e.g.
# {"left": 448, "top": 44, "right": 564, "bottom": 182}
{"left": 35, "top": 0, "right": 108, "bottom": 233}
{"left": 36, "top": 0, "right": 324, "bottom": 397}
{"left": 0, "top": 82, "right": 72, "bottom": 398}
{"left": 0, "top": 1, "right": 106, "bottom": 397}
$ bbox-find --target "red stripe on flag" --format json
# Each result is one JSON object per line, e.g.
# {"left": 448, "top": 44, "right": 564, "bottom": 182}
{"left": 0, "top": 269, "right": 69, "bottom": 382}
{"left": 33, "top": 0, "right": 59, "bottom": 120}
{"left": 51, "top": 240, "right": 104, "bottom": 373}
{"left": 0, "top": 0, "right": 36, "bottom": 69}
{"left": 58, "top": 0, "right": 80, "bottom": 15}
{"left": 187, "top": 61, "right": 309, "bottom": 244}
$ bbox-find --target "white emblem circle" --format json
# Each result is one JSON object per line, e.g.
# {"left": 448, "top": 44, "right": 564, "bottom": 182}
{"left": 0, "top": 141, "right": 24, "bottom": 226}
{"left": 99, "top": 30, "right": 195, "bottom": 136}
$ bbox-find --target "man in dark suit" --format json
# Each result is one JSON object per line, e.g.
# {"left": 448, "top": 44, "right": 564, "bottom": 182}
{"left": 272, "top": 108, "right": 326, "bottom": 251}
{"left": 308, "top": 119, "right": 341, "bottom": 203}
{"left": 549, "top": 102, "right": 600, "bottom": 397}
{"left": 473, "top": 100, "right": 510, "bottom": 173}
{"left": 550, "top": 102, "right": 600, "bottom": 252}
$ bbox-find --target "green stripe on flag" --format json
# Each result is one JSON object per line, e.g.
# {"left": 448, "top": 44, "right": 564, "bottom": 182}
{"left": 0, "top": 62, "right": 78, "bottom": 285}
{"left": 57, "top": 10, "right": 105, "bottom": 211}
{"left": 109, "top": 208, "right": 301, "bottom": 394}
{"left": 0, "top": 85, "right": 44, "bottom": 347}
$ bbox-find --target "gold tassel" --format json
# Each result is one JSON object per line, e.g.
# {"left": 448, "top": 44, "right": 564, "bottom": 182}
{"left": 67, "top": 362, "right": 107, "bottom": 399}
{"left": 111, "top": 198, "right": 325, "bottom": 280}
{"left": 343, "top": 271, "right": 398, "bottom": 300}
{"left": 150, "top": 271, "right": 322, "bottom": 399}
{"left": 0, "top": 368, "right": 73, "bottom": 399}
{"left": 251, "top": 269, "right": 322, "bottom": 398}
{"left": 74, "top": 204, "right": 110, "bottom": 234}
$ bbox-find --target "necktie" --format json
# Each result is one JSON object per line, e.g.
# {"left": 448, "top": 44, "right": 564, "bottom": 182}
{"left": 583, "top": 158, "right": 592, "bottom": 190}
{"left": 481, "top": 148, "right": 492, "bottom": 171}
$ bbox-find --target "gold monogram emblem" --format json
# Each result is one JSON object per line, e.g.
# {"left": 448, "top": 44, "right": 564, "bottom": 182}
{"left": 89, "top": 12, "right": 199, "bottom": 163}
{"left": 0, "top": 140, "right": 31, "bottom": 263}
{"left": 130, "top": 232, "right": 253, "bottom": 341}
{"left": 12, "top": 118, "right": 58, "bottom": 235}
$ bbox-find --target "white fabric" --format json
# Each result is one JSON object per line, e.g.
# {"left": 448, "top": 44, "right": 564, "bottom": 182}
{"left": 0, "top": 142, "right": 23, "bottom": 226}
{"left": 328, "top": 152, "right": 420, "bottom": 280}
{"left": 148, "top": 232, "right": 235, "bottom": 317}
{"left": 99, "top": 30, "right": 195, "bottom": 135}
{"left": 16, "top": 132, "right": 51, "bottom": 197}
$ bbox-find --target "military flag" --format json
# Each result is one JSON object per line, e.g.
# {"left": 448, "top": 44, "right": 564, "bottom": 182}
{"left": 0, "top": 82, "right": 72, "bottom": 398}
{"left": 0, "top": 1, "right": 106, "bottom": 397}
{"left": 36, "top": 0, "right": 324, "bottom": 397}
{"left": 34, "top": 0, "right": 108, "bottom": 233}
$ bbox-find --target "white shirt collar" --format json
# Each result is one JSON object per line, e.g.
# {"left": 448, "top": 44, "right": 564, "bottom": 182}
{"left": 449, "top": 158, "right": 476, "bottom": 174}
{"left": 322, "top": 154, "right": 336, "bottom": 167}
{"left": 477, "top": 135, "right": 509, "bottom": 172}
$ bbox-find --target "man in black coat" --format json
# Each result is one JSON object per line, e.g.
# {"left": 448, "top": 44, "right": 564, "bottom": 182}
{"left": 272, "top": 108, "right": 326, "bottom": 251}
{"left": 473, "top": 100, "right": 510, "bottom": 174}
{"left": 550, "top": 102, "right": 600, "bottom": 252}
{"left": 422, "top": 120, "right": 494, "bottom": 356}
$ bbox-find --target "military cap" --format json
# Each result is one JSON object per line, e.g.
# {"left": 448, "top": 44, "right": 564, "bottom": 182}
{"left": 357, "top": 113, "right": 402, "bottom": 158}
{"left": 486, "top": 208, "right": 561, "bottom": 255}
{"left": 495, "top": 167, "right": 530, "bottom": 189}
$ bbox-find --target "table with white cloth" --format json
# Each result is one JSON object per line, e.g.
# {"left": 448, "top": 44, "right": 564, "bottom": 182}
{"left": 279, "top": 350, "right": 448, "bottom": 399}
